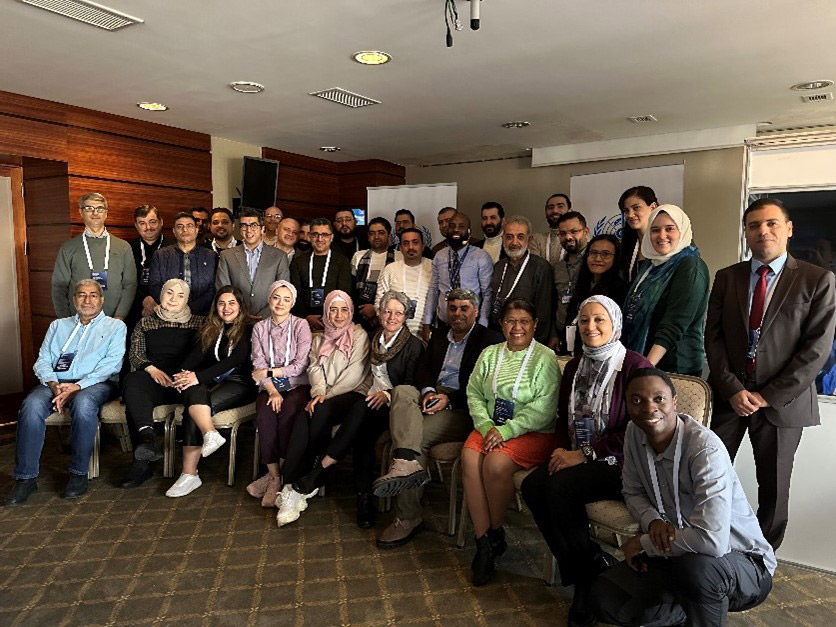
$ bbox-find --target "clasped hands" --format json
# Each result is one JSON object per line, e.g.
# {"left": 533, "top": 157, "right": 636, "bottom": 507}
{"left": 729, "top": 389, "right": 769, "bottom": 417}
{"left": 49, "top": 382, "right": 81, "bottom": 413}
{"left": 623, "top": 519, "right": 677, "bottom": 572}
{"left": 145, "top": 365, "right": 196, "bottom": 391}
{"left": 547, "top": 447, "right": 586, "bottom": 474}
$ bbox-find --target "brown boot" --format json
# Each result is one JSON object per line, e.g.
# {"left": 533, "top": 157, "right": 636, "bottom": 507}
{"left": 376, "top": 518, "right": 425, "bottom": 549}
{"left": 372, "top": 459, "right": 429, "bottom": 498}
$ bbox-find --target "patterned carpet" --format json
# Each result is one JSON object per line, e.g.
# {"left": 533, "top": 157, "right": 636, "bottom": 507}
{"left": 0, "top": 424, "right": 835, "bottom": 626}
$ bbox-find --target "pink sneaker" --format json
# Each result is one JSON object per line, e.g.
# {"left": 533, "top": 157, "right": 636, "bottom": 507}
{"left": 247, "top": 473, "right": 272, "bottom": 498}
{"left": 261, "top": 475, "right": 282, "bottom": 508}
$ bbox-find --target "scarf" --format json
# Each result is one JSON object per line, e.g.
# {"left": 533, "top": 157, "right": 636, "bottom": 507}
{"left": 355, "top": 248, "right": 396, "bottom": 304}
{"left": 370, "top": 326, "right": 411, "bottom": 365}
{"left": 154, "top": 278, "right": 192, "bottom": 323}
{"left": 268, "top": 280, "right": 297, "bottom": 308}
{"left": 569, "top": 295, "right": 627, "bottom": 447}
{"left": 640, "top": 204, "right": 694, "bottom": 266}
{"left": 318, "top": 290, "right": 355, "bottom": 364}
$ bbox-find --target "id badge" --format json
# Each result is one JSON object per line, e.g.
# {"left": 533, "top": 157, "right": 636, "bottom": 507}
{"left": 310, "top": 288, "right": 325, "bottom": 308}
{"left": 55, "top": 352, "right": 76, "bottom": 372}
{"left": 561, "top": 290, "right": 572, "bottom": 304}
{"left": 493, "top": 397, "right": 515, "bottom": 426}
{"left": 212, "top": 368, "right": 234, "bottom": 384}
{"left": 91, "top": 270, "right": 108, "bottom": 290}
{"left": 491, "top": 297, "right": 504, "bottom": 319}
{"left": 271, "top": 377, "right": 291, "bottom": 392}
{"left": 360, "top": 281, "right": 377, "bottom": 303}
{"left": 746, "top": 329, "right": 760, "bottom": 360}
{"left": 573, "top": 416, "right": 595, "bottom": 447}
{"left": 406, "top": 299, "right": 418, "bottom": 320}
{"left": 140, "top": 267, "right": 150, "bottom": 285}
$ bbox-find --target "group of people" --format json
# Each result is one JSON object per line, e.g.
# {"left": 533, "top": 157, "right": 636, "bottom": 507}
{"left": 6, "top": 186, "right": 835, "bottom": 626}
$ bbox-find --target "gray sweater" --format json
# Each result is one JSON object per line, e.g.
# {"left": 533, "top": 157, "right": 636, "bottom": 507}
{"left": 51, "top": 232, "right": 137, "bottom": 319}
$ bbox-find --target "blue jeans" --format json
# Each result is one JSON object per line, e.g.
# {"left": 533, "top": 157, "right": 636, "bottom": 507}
{"left": 14, "top": 382, "right": 116, "bottom": 479}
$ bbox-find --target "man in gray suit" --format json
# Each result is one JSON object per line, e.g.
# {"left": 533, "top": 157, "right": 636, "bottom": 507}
{"left": 706, "top": 198, "right": 836, "bottom": 550}
{"left": 216, "top": 208, "right": 290, "bottom": 318}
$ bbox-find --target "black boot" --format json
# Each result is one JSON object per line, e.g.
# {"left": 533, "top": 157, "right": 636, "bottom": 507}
{"left": 64, "top": 474, "right": 89, "bottom": 499}
{"left": 134, "top": 429, "right": 162, "bottom": 462}
{"left": 295, "top": 461, "right": 332, "bottom": 495}
{"left": 568, "top": 581, "right": 596, "bottom": 627}
{"left": 5, "top": 478, "right": 38, "bottom": 505}
{"left": 471, "top": 533, "right": 495, "bottom": 586}
{"left": 121, "top": 459, "right": 154, "bottom": 488}
{"left": 487, "top": 526, "right": 507, "bottom": 559}
{"left": 356, "top": 492, "right": 376, "bottom": 529}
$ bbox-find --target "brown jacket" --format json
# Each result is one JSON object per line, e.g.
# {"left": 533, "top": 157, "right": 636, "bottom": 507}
{"left": 705, "top": 254, "right": 836, "bottom": 428}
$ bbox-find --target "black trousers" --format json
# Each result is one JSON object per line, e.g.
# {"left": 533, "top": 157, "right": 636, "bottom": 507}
{"left": 352, "top": 401, "right": 389, "bottom": 494}
{"left": 591, "top": 551, "right": 772, "bottom": 627}
{"left": 179, "top": 379, "right": 255, "bottom": 446}
{"left": 123, "top": 370, "right": 180, "bottom": 444}
{"left": 711, "top": 402, "right": 803, "bottom": 550}
{"left": 521, "top": 460, "right": 623, "bottom": 587}
{"left": 283, "top": 392, "right": 368, "bottom": 486}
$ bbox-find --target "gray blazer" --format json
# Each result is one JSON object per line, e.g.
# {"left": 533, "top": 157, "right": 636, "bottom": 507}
{"left": 216, "top": 244, "right": 290, "bottom": 319}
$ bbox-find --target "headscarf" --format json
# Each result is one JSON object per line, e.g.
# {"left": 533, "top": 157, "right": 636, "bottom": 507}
{"left": 155, "top": 278, "right": 192, "bottom": 323}
{"left": 641, "top": 205, "right": 693, "bottom": 266}
{"left": 569, "top": 295, "right": 627, "bottom": 447}
{"left": 318, "top": 290, "right": 355, "bottom": 364}
{"left": 268, "top": 280, "right": 297, "bottom": 309}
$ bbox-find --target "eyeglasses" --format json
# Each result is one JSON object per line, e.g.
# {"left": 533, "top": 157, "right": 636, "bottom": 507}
{"left": 558, "top": 228, "right": 584, "bottom": 237}
{"left": 239, "top": 223, "right": 262, "bottom": 231}
{"left": 309, "top": 232, "right": 332, "bottom": 240}
{"left": 82, "top": 206, "right": 107, "bottom": 214}
{"left": 382, "top": 309, "right": 405, "bottom": 318}
{"left": 334, "top": 217, "right": 355, "bottom": 224}
{"left": 588, "top": 249, "right": 615, "bottom": 260}
{"left": 502, "top": 317, "right": 534, "bottom": 327}
{"left": 264, "top": 214, "right": 282, "bottom": 221}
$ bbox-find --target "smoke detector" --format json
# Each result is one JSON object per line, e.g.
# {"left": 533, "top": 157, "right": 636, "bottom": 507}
{"left": 309, "top": 87, "right": 380, "bottom": 108}
{"left": 18, "top": 0, "right": 143, "bottom": 30}
{"left": 628, "top": 114, "right": 658, "bottom": 123}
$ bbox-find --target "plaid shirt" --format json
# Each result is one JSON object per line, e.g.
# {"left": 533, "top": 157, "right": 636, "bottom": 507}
{"left": 129, "top": 313, "right": 206, "bottom": 371}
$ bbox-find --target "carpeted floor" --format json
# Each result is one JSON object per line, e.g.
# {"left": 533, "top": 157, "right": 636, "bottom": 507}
{"left": 1, "top": 424, "right": 835, "bottom": 626}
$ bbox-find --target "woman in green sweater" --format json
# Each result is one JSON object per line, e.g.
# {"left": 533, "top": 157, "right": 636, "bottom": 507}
{"left": 622, "top": 204, "right": 710, "bottom": 375}
{"left": 463, "top": 298, "right": 560, "bottom": 586}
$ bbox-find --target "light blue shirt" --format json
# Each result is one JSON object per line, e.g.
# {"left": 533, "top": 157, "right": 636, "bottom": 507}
{"left": 33, "top": 311, "right": 126, "bottom": 389}
{"left": 244, "top": 241, "right": 264, "bottom": 283}
{"left": 748, "top": 253, "right": 787, "bottom": 314}
{"left": 423, "top": 244, "right": 493, "bottom": 326}
{"left": 435, "top": 324, "right": 476, "bottom": 391}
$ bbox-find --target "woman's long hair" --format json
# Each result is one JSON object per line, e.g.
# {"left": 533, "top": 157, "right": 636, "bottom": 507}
{"left": 199, "top": 285, "right": 256, "bottom": 353}
{"left": 567, "top": 234, "right": 623, "bottom": 324}
{"left": 618, "top": 185, "right": 658, "bottom": 278}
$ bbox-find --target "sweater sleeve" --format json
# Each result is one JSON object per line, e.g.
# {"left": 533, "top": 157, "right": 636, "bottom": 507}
{"left": 129, "top": 321, "right": 152, "bottom": 371}
{"left": 554, "top": 357, "right": 579, "bottom": 449}
{"left": 307, "top": 336, "right": 327, "bottom": 397}
{"left": 495, "top": 348, "right": 560, "bottom": 441}
{"left": 282, "top": 320, "right": 312, "bottom": 379}
{"left": 423, "top": 258, "right": 440, "bottom": 325}
{"left": 651, "top": 256, "right": 709, "bottom": 352}
{"left": 466, "top": 348, "right": 495, "bottom": 436}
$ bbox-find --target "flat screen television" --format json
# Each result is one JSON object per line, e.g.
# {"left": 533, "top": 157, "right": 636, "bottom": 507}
{"left": 241, "top": 156, "right": 280, "bottom": 211}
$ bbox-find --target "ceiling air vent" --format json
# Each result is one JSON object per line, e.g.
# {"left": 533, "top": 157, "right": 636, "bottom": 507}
{"left": 628, "top": 114, "right": 658, "bottom": 123}
{"left": 18, "top": 0, "right": 144, "bottom": 30}
{"left": 309, "top": 87, "right": 380, "bottom": 109}
{"left": 801, "top": 92, "right": 834, "bottom": 103}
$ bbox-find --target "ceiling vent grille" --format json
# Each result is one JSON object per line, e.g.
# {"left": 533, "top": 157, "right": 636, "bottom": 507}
{"left": 309, "top": 87, "right": 380, "bottom": 109}
{"left": 18, "top": 0, "right": 143, "bottom": 30}
{"left": 801, "top": 92, "right": 834, "bottom": 103}
{"left": 628, "top": 114, "right": 658, "bottom": 123}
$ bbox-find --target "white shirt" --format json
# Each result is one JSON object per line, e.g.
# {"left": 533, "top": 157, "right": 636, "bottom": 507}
{"left": 376, "top": 259, "right": 433, "bottom": 337}
{"left": 482, "top": 235, "right": 503, "bottom": 265}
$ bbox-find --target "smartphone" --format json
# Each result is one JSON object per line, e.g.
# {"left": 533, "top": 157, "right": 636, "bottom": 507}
{"left": 425, "top": 397, "right": 440, "bottom": 411}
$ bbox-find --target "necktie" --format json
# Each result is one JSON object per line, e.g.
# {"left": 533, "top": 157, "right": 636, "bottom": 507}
{"left": 450, "top": 249, "right": 461, "bottom": 289}
{"left": 746, "top": 265, "right": 770, "bottom": 374}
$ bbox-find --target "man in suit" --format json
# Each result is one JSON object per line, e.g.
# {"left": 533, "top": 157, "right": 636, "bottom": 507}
{"left": 215, "top": 208, "right": 290, "bottom": 319}
{"left": 706, "top": 198, "right": 836, "bottom": 550}
{"left": 373, "top": 288, "right": 503, "bottom": 548}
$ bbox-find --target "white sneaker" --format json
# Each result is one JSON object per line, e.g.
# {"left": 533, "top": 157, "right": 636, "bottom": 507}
{"left": 276, "top": 486, "right": 316, "bottom": 527}
{"left": 201, "top": 430, "right": 226, "bottom": 458}
{"left": 166, "top": 473, "right": 202, "bottom": 497}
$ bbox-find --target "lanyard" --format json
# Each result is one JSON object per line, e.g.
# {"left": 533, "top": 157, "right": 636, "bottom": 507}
{"left": 496, "top": 252, "right": 531, "bottom": 299}
{"left": 646, "top": 422, "right": 684, "bottom": 529}
{"left": 492, "top": 341, "right": 536, "bottom": 401}
{"left": 447, "top": 245, "right": 471, "bottom": 280}
{"left": 633, "top": 264, "right": 653, "bottom": 291}
{"left": 83, "top": 233, "right": 110, "bottom": 271}
{"left": 268, "top": 317, "right": 293, "bottom": 368}
{"left": 214, "top": 328, "right": 234, "bottom": 361}
{"left": 140, "top": 237, "right": 163, "bottom": 267}
{"left": 629, "top": 241, "right": 640, "bottom": 282}
{"left": 60, "top": 320, "right": 92, "bottom": 355}
{"left": 401, "top": 261, "right": 425, "bottom": 300}
{"left": 546, "top": 232, "right": 552, "bottom": 264}
{"left": 309, "top": 250, "right": 332, "bottom": 288}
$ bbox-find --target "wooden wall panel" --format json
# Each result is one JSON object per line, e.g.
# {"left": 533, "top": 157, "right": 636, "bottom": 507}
{"left": 0, "top": 114, "right": 67, "bottom": 161}
{"left": 339, "top": 171, "right": 405, "bottom": 208}
{"left": 0, "top": 90, "right": 67, "bottom": 125}
{"left": 65, "top": 107, "right": 209, "bottom": 151}
{"left": 67, "top": 128, "right": 212, "bottom": 191}
{"left": 32, "top": 315, "right": 52, "bottom": 353}
{"left": 27, "top": 225, "right": 70, "bottom": 272}
{"left": 29, "top": 270, "right": 54, "bottom": 318}
{"left": 276, "top": 165, "right": 339, "bottom": 208}
{"left": 262, "top": 148, "right": 339, "bottom": 175}
{"left": 23, "top": 177, "right": 70, "bottom": 226}
{"left": 21, "top": 157, "right": 68, "bottom": 180}
{"left": 339, "top": 159, "right": 405, "bottom": 178}
{"left": 69, "top": 224, "right": 148, "bottom": 242}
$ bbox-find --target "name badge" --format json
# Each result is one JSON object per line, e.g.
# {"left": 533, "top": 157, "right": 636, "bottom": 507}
{"left": 561, "top": 291, "right": 572, "bottom": 304}
{"left": 360, "top": 281, "right": 377, "bottom": 303}
{"left": 310, "top": 288, "right": 325, "bottom": 308}
{"left": 406, "top": 299, "right": 418, "bottom": 320}
{"left": 140, "top": 267, "right": 151, "bottom": 285}
{"left": 55, "top": 352, "right": 76, "bottom": 372}
{"left": 91, "top": 270, "right": 108, "bottom": 290}
{"left": 493, "top": 397, "right": 515, "bottom": 425}
{"left": 491, "top": 297, "right": 505, "bottom": 319}
{"left": 573, "top": 416, "right": 595, "bottom": 447}
{"left": 271, "top": 377, "right": 291, "bottom": 392}
{"left": 212, "top": 368, "right": 234, "bottom": 384}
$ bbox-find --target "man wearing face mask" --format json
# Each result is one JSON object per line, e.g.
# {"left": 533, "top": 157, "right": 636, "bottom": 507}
{"left": 422, "top": 212, "right": 493, "bottom": 342}
{"left": 552, "top": 211, "right": 590, "bottom": 354}
{"left": 531, "top": 193, "right": 572, "bottom": 265}
{"left": 473, "top": 202, "right": 507, "bottom": 264}
{"left": 488, "top": 216, "right": 553, "bottom": 344}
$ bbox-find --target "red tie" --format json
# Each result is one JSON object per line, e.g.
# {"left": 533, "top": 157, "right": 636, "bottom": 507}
{"left": 746, "top": 265, "right": 770, "bottom": 374}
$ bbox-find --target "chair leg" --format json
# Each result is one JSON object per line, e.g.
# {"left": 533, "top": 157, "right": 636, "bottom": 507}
{"left": 447, "top": 459, "right": 459, "bottom": 536}
{"left": 228, "top": 424, "right": 239, "bottom": 487}
{"left": 434, "top": 460, "right": 444, "bottom": 483}
{"left": 545, "top": 555, "right": 558, "bottom": 587}
{"left": 456, "top": 487, "right": 468, "bottom": 548}
{"left": 515, "top": 490, "right": 524, "bottom": 513}
{"left": 88, "top": 422, "right": 101, "bottom": 480}
{"left": 164, "top": 420, "right": 174, "bottom": 478}
{"left": 252, "top": 427, "right": 260, "bottom": 481}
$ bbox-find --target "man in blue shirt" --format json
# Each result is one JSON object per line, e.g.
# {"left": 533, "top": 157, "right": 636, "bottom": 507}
{"left": 7, "top": 279, "right": 126, "bottom": 504}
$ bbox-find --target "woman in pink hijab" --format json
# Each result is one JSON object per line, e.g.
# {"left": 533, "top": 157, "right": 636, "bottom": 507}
{"left": 275, "top": 290, "right": 372, "bottom": 526}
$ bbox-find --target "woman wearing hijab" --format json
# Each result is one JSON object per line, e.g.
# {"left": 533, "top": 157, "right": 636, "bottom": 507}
{"left": 247, "top": 280, "right": 313, "bottom": 507}
{"left": 164, "top": 286, "right": 258, "bottom": 497}
{"left": 622, "top": 205, "right": 710, "bottom": 376}
{"left": 121, "top": 279, "right": 206, "bottom": 488}
{"left": 618, "top": 186, "right": 658, "bottom": 282}
{"left": 463, "top": 297, "right": 560, "bottom": 587}
{"left": 275, "top": 290, "right": 372, "bottom": 527}
{"left": 521, "top": 295, "right": 652, "bottom": 627}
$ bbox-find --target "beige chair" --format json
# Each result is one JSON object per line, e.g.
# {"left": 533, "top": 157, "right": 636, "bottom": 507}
{"left": 169, "top": 402, "right": 256, "bottom": 486}
{"left": 45, "top": 411, "right": 101, "bottom": 479}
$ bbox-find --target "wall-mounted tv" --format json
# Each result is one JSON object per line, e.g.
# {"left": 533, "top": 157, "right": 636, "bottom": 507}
{"left": 241, "top": 156, "right": 280, "bottom": 211}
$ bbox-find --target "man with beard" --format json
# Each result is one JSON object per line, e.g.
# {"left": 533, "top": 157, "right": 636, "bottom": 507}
{"left": 206, "top": 208, "right": 241, "bottom": 254}
{"left": 376, "top": 228, "right": 432, "bottom": 337}
{"left": 473, "top": 201, "right": 507, "bottom": 264}
{"left": 488, "top": 216, "right": 553, "bottom": 344}
{"left": 295, "top": 218, "right": 312, "bottom": 254}
{"left": 422, "top": 212, "right": 493, "bottom": 341}
{"left": 276, "top": 216, "right": 300, "bottom": 263}
{"left": 552, "top": 211, "right": 589, "bottom": 353}
{"left": 430, "top": 206, "right": 457, "bottom": 255}
{"left": 262, "top": 206, "right": 283, "bottom": 248}
{"left": 332, "top": 209, "right": 369, "bottom": 259}
{"left": 129, "top": 205, "right": 170, "bottom": 327}
{"left": 394, "top": 209, "right": 433, "bottom": 258}
{"left": 530, "top": 193, "right": 572, "bottom": 265}
{"left": 351, "top": 217, "right": 401, "bottom": 330}
{"left": 190, "top": 207, "right": 210, "bottom": 247}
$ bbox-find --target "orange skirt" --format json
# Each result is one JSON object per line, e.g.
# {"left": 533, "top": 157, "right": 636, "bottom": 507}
{"left": 463, "top": 429, "right": 556, "bottom": 469}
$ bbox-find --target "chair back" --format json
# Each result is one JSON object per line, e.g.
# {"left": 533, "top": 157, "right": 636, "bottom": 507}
{"left": 557, "top": 355, "right": 571, "bottom": 374}
{"left": 668, "top": 373, "right": 712, "bottom": 427}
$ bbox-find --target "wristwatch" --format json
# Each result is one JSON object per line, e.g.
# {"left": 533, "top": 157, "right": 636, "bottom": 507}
{"left": 580, "top": 445, "right": 595, "bottom": 462}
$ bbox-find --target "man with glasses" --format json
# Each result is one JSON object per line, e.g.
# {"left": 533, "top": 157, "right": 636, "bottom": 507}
{"left": 289, "top": 218, "right": 352, "bottom": 331}
{"left": 216, "top": 208, "right": 290, "bottom": 318}
{"left": 52, "top": 193, "right": 137, "bottom": 320}
{"left": 332, "top": 209, "right": 369, "bottom": 260}
{"left": 531, "top": 193, "right": 572, "bottom": 265}
{"left": 190, "top": 207, "right": 210, "bottom": 247}
{"left": 549, "top": 211, "right": 589, "bottom": 353}
{"left": 148, "top": 212, "right": 217, "bottom": 315}
{"left": 262, "top": 206, "right": 284, "bottom": 248}
{"left": 205, "top": 207, "right": 241, "bottom": 253}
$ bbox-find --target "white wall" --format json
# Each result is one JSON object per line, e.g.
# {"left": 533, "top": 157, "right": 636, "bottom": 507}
{"left": 211, "top": 136, "right": 262, "bottom": 210}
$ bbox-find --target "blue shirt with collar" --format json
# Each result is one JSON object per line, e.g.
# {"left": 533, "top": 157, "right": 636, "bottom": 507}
{"left": 423, "top": 244, "right": 494, "bottom": 327}
{"left": 244, "top": 241, "right": 264, "bottom": 283}
{"left": 33, "top": 311, "right": 126, "bottom": 389}
{"left": 748, "top": 252, "right": 787, "bottom": 313}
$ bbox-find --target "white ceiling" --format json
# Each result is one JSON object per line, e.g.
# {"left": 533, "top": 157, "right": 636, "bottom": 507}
{"left": 2, "top": 0, "right": 836, "bottom": 166}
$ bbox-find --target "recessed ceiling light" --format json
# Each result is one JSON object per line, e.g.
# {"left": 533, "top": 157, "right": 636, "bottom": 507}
{"left": 352, "top": 50, "right": 392, "bottom": 65}
{"left": 137, "top": 102, "right": 168, "bottom": 111}
{"left": 502, "top": 121, "right": 530, "bottom": 128}
{"left": 757, "top": 121, "right": 774, "bottom": 126}
{"left": 230, "top": 81, "right": 265, "bottom": 94}
{"left": 790, "top": 80, "right": 833, "bottom": 91}
{"left": 319, "top": 146, "right": 341, "bottom": 153}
